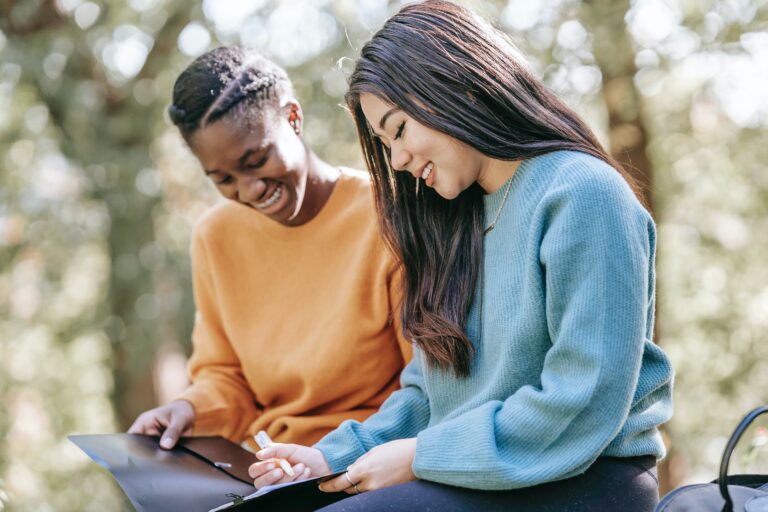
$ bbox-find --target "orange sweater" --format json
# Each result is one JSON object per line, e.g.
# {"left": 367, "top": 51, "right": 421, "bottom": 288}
{"left": 177, "top": 169, "right": 411, "bottom": 447}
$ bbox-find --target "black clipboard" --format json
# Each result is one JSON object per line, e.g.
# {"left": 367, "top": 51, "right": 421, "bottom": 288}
{"left": 68, "top": 434, "right": 346, "bottom": 512}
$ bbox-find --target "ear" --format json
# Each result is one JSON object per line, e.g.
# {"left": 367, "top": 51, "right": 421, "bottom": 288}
{"left": 285, "top": 100, "right": 303, "bottom": 135}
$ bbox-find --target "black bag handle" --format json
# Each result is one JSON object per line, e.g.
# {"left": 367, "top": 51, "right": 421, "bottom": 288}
{"left": 718, "top": 405, "right": 768, "bottom": 511}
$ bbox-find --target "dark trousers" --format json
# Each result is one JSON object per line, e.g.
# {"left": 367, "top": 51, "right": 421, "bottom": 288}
{"left": 315, "top": 456, "right": 658, "bottom": 512}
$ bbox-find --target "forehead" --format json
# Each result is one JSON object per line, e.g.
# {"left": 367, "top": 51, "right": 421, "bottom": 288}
{"left": 359, "top": 93, "right": 397, "bottom": 128}
{"left": 189, "top": 115, "right": 271, "bottom": 167}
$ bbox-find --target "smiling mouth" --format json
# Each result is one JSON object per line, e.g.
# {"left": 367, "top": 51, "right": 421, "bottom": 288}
{"left": 422, "top": 162, "right": 433, "bottom": 180}
{"left": 254, "top": 182, "right": 283, "bottom": 209}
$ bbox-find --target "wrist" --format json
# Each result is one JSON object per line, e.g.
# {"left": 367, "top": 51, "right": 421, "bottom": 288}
{"left": 172, "top": 399, "right": 196, "bottom": 421}
{"left": 317, "top": 451, "right": 332, "bottom": 474}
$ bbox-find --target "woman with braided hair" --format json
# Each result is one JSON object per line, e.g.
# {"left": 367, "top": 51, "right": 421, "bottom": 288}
{"left": 127, "top": 47, "right": 411, "bottom": 484}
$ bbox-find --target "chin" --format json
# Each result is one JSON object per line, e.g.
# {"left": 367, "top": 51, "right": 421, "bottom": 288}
{"left": 274, "top": 200, "right": 300, "bottom": 223}
{"left": 276, "top": 197, "right": 303, "bottom": 223}
{"left": 435, "top": 186, "right": 461, "bottom": 200}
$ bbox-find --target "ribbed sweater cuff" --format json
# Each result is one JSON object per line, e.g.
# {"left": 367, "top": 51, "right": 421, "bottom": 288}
{"left": 314, "top": 421, "right": 370, "bottom": 472}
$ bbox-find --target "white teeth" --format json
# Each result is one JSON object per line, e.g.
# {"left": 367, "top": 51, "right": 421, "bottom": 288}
{"left": 255, "top": 183, "right": 283, "bottom": 209}
{"left": 422, "top": 162, "right": 433, "bottom": 180}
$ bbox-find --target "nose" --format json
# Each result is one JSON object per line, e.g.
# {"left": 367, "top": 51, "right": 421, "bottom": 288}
{"left": 237, "top": 176, "right": 267, "bottom": 204}
{"left": 389, "top": 143, "right": 412, "bottom": 174}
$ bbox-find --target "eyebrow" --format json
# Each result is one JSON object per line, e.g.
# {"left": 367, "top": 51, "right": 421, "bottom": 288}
{"left": 204, "top": 146, "right": 269, "bottom": 175}
{"left": 378, "top": 107, "right": 401, "bottom": 130}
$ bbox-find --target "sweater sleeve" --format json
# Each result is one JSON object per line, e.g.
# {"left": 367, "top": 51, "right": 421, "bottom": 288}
{"left": 176, "top": 226, "right": 261, "bottom": 441}
{"left": 412, "top": 170, "right": 655, "bottom": 489}
{"left": 313, "top": 351, "right": 431, "bottom": 472}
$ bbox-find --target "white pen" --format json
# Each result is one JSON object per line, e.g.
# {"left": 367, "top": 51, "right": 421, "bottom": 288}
{"left": 254, "top": 430, "right": 295, "bottom": 477}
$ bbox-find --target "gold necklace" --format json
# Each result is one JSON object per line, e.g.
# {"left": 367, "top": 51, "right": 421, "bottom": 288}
{"left": 483, "top": 177, "right": 513, "bottom": 235}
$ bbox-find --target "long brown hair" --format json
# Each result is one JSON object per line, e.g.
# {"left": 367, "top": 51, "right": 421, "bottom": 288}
{"left": 346, "top": 0, "right": 642, "bottom": 377}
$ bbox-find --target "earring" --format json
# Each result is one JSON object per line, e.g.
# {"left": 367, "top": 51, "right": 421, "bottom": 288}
{"left": 289, "top": 108, "right": 300, "bottom": 134}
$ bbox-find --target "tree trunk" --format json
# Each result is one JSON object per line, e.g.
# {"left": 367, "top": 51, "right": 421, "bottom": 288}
{"left": 583, "top": 0, "right": 654, "bottom": 212}
{"left": 581, "top": 0, "right": 676, "bottom": 494}
{"left": 7, "top": 1, "right": 191, "bottom": 428}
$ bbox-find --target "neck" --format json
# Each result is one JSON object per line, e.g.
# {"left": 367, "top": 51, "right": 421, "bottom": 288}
{"left": 283, "top": 149, "right": 340, "bottom": 226}
{"left": 476, "top": 157, "right": 522, "bottom": 194}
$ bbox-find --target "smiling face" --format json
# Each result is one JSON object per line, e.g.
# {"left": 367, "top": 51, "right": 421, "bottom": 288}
{"left": 188, "top": 105, "right": 308, "bottom": 224}
{"left": 359, "top": 93, "right": 486, "bottom": 200}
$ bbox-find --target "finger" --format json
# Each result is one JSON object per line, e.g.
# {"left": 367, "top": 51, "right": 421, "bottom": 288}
{"left": 256, "top": 443, "right": 299, "bottom": 461}
{"left": 345, "top": 480, "right": 366, "bottom": 495}
{"left": 318, "top": 474, "right": 353, "bottom": 493}
{"left": 159, "top": 425, "right": 180, "bottom": 450}
{"left": 160, "top": 413, "right": 189, "bottom": 450}
{"left": 127, "top": 423, "right": 151, "bottom": 435}
{"left": 128, "top": 419, "right": 163, "bottom": 437}
{"left": 288, "top": 463, "right": 306, "bottom": 482}
{"left": 255, "top": 447, "right": 274, "bottom": 461}
{"left": 248, "top": 460, "right": 277, "bottom": 479}
{"left": 144, "top": 426, "right": 165, "bottom": 437}
{"left": 252, "top": 467, "right": 285, "bottom": 489}
{"left": 127, "top": 415, "right": 152, "bottom": 434}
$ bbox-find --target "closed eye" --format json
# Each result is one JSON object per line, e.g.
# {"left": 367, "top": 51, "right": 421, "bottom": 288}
{"left": 245, "top": 149, "right": 271, "bottom": 170}
{"left": 394, "top": 121, "right": 405, "bottom": 140}
{"left": 216, "top": 175, "right": 233, "bottom": 185}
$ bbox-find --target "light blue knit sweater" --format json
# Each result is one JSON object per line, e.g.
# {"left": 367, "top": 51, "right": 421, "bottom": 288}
{"left": 314, "top": 150, "right": 674, "bottom": 490}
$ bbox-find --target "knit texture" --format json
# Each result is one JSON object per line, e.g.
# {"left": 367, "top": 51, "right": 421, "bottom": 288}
{"left": 314, "top": 151, "right": 674, "bottom": 490}
{"left": 178, "top": 169, "right": 411, "bottom": 446}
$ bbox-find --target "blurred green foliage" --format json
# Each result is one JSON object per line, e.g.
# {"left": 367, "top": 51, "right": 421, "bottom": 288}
{"left": 1, "top": 0, "right": 767, "bottom": 509}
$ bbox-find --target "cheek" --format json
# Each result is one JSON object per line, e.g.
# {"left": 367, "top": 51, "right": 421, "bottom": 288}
{"left": 216, "top": 184, "right": 238, "bottom": 200}
{"left": 405, "top": 129, "right": 434, "bottom": 158}
{"left": 445, "top": 146, "right": 479, "bottom": 181}
{"left": 415, "top": 132, "right": 458, "bottom": 167}
{"left": 273, "top": 139, "right": 305, "bottom": 172}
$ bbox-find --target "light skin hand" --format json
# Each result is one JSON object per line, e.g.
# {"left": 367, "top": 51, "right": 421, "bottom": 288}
{"left": 127, "top": 399, "right": 195, "bottom": 449}
{"left": 248, "top": 443, "right": 330, "bottom": 488}
{"left": 318, "top": 438, "right": 417, "bottom": 494}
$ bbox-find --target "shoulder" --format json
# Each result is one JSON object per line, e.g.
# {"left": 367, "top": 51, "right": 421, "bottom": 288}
{"left": 340, "top": 166, "right": 372, "bottom": 188}
{"left": 339, "top": 167, "right": 374, "bottom": 200}
{"left": 335, "top": 167, "right": 378, "bottom": 216}
{"left": 537, "top": 151, "right": 636, "bottom": 198}
{"left": 528, "top": 152, "right": 655, "bottom": 258}
{"left": 531, "top": 151, "right": 650, "bottom": 221}
{"left": 191, "top": 200, "right": 250, "bottom": 243}
{"left": 335, "top": 167, "right": 400, "bottom": 268}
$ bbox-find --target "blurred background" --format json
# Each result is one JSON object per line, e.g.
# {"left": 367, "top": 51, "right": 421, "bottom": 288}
{"left": 1, "top": 0, "right": 767, "bottom": 509}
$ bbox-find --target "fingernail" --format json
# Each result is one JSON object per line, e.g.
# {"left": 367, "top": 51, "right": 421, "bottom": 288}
{"left": 273, "top": 469, "right": 282, "bottom": 478}
{"left": 256, "top": 450, "right": 268, "bottom": 458}
{"left": 160, "top": 438, "right": 172, "bottom": 449}
{"left": 267, "top": 463, "right": 275, "bottom": 471}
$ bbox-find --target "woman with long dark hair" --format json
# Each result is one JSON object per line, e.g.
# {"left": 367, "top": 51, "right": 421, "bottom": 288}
{"left": 249, "top": 2, "right": 673, "bottom": 510}
{"left": 127, "top": 47, "right": 411, "bottom": 467}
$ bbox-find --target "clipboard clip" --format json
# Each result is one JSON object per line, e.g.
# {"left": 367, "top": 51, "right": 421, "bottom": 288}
{"left": 225, "top": 493, "right": 244, "bottom": 505}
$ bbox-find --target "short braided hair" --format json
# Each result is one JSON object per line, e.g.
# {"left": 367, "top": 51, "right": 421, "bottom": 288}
{"left": 168, "top": 47, "right": 293, "bottom": 137}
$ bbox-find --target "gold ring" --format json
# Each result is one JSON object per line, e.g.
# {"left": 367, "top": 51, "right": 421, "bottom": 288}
{"left": 353, "top": 482, "right": 361, "bottom": 494}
